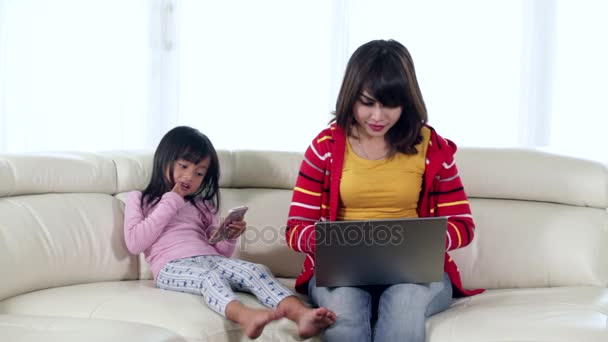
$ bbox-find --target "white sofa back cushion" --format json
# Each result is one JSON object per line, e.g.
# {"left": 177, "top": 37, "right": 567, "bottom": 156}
{"left": 452, "top": 148, "right": 608, "bottom": 289}
{"left": 455, "top": 148, "right": 608, "bottom": 208}
{"left": 0, "top": 153, "right": 116, "bottom": 197}
{"left": 0, "top": 193, "right": 138, "bottom": 300}
{"left": 452, "top": 199, "right": 608, "bottom": 289}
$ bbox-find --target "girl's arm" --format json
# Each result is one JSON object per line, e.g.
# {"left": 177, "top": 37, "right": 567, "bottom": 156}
{"left": 212, "top": 214, "right": 239, "bottom": 257}
{"left": 200, "top": 203, "right": 238, "bottom": 257}
{"left": 214, "top": 238, "right": 238, "bottom": 257}
{"left": 123, "top": 191, "right": 186, "bottom": 254}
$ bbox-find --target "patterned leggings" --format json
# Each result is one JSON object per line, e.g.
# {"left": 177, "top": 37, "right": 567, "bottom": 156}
{"left": 157, "top": 255, "right": 293, "bottom": 317}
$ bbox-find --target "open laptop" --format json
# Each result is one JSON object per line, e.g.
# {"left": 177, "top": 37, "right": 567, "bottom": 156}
{"left": 314, "top": 217, "right": 447, "bottom": 287}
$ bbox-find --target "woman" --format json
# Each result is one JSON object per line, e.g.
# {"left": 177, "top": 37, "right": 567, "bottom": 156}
{"left": 285, "top": 39, "right": 483, "bottom": 342}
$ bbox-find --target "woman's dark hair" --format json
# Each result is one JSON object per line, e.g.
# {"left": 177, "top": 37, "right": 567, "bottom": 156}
{"left": 334, "top": 39, "right": 428, "bottom": 155}
{"left": 141, "top": 126, "right": 220, "bottom": 213}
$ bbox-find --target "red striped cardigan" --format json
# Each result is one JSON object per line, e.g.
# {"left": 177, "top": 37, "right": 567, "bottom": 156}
{"left": 286, "top": 123, "right": 484, "bottom": 297}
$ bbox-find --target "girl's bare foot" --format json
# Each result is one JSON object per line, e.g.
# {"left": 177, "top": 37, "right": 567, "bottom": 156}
{"left": 226, "top": 301, "right": 284, "bottom": 339}
{"left": 295, "top": 307, "right": 337, "bottom": 339}
{"left": 277, "top": 296, "right": 336, "bottom": 338}
{"left": 238, "top": 307, "right": 284, "bottom": 339}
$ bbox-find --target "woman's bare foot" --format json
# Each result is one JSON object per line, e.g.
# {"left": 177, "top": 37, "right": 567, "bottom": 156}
{"left": 295, "top": 306, "right": 337, "bottom": 339}
{"left": 226, "top": 301, "right": 284, "bottom": 339}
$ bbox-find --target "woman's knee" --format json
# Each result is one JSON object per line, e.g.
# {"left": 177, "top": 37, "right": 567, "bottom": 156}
{"left": 380, "top": 283, "right": 434, "bottom": 312}
{"left": 379, "top": 279, "right": 452, "bottom": 316}
{"left": 315, "top": 286, "right": 372, "bottom": 315}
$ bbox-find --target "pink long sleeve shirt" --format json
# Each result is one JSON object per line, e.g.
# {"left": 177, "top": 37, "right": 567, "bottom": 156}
{"left": 123, "top": 191, "right": 237, "bottom": 281}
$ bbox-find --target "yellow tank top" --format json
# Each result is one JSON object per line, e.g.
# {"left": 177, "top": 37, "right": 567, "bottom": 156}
{"left": 338, "top": 126, "right": 431, "bottom": 221}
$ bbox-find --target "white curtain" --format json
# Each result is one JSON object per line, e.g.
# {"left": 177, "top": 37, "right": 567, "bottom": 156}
{"left": 550, "top": 0, "right": 608, "bottom": 160}
{"left": 0, "top": 0, "right": 606, "bottom": 161}
{"left": 0, "top": 0, "right": 155, "bottom": 152}
{"left": 176, "top": 0, "right": 335, "bottom": 151}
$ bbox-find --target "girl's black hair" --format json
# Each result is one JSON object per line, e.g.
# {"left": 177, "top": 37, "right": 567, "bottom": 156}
{"left": 141, "top": 126, "right": 220, "bottom": 213}
{"left": 333, "top": 39, "right": 428, "bottom": 155}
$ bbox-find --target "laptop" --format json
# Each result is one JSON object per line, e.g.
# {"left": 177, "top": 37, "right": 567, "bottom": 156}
{"left": 314, "top": 217, "right": 447, "bottom": 287}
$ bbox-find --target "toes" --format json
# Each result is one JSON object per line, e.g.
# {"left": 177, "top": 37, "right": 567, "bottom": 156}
{"left": 320, "top": 316, "right": 335, "bottom": 327}
{"left": 316, "top": 307, "right": 329, "bottom": 315}
{"left": 325, "top": 311, "right": 337, "bottom": 321}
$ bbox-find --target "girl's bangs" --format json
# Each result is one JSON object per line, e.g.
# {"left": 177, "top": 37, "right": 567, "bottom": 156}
{"left": 178, "top": 145, "right": 208, "bottom": 164}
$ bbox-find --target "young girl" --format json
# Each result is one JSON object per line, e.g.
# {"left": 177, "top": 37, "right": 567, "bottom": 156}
{"left": 124, "top": 126, "right": 335, "bottom": 340}
{"left": 286, "top": 40, "right": 484, "bottom": 341}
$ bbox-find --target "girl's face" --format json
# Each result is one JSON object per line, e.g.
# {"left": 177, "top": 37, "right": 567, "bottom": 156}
{"left": 353, "top": 91, "right": 402, "bottom": 139}
{"left": 166, "top": 157, "right": 210, "bottom": 196}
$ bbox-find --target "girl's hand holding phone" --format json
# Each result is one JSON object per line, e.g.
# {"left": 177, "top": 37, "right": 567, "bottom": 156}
{"left": 208, "top": 220, "right": 246, "bottom": 243}
{"left": 208, "top": 206, "right": 248, "bottom": 244}
{"left": 225, "top": 220, "right": 247, "bottom": 239}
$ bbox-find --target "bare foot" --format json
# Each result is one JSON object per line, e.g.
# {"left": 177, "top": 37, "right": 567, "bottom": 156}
{"left": 296, "top": 307, "right": 337, "bottom": 339}
{"left": 238, "top": 308, "right": 284, "bottom": 339}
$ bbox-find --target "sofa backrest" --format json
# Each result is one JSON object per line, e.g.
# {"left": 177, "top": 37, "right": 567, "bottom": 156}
{"left": 0, "top": 153, "right": 139, "bottom": 301}
{"left": 1, "top": 148, "right": 607, "bottom": 301}
{"left": 452, "top": 148, "right": 608, "bottom": 289}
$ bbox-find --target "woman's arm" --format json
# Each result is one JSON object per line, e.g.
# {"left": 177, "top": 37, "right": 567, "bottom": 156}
{"left": 286, "top": 140, "right": 329, "bottom": 254}
{"left": 433, "top": 156, "right": 476, "bottom": 251}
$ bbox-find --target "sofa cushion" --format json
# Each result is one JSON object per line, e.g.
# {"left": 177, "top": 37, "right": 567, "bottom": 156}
{"left": 456, "top": 148, "right": 608, "bottom": 208}
{"left": 0, "top": 314, "right": 187, "bottom": 342}
{"left": 451, "top": 198, "right": 608, "bottom": 290}
{"left": 0, "top": 193, "right": 138, "bottom": 301}
{"left": 103, "top": 150, "right": 153, "bottom": 194}
{"left": 221, "top": 188, "right": 304, "bottom": 279}
{"left": 0, "top": 280, "right": 316, "bottom": 342}
{"left": 107, "top": 149, "right": 305, "bottom": 193}
{"left": 427, "top": 286, "right": 608, "bottom": 341}
{"left": 0, "top": 152, "right": 116, "bottom": 197}
{"left": 3, "top": 282, "right": 606, "bottom": 341}
{"left": 223, "top": 150, "right": 304, "bottom": 189}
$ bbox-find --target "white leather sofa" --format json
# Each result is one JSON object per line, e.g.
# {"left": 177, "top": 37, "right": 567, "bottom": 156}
{"left": 1, "top": 149, "right": 607, "bottom": 341}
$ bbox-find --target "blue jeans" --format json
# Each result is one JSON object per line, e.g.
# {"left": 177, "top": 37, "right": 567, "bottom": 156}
{"left": 308, "top": 273, "right": 452, "bottom": 342}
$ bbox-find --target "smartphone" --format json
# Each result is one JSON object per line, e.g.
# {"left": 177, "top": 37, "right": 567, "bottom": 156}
{"left": 208, "top": 206, "right": 249, "bottom": 244}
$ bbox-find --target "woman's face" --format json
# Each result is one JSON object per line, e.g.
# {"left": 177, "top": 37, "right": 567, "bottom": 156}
{"left": 353, "top": 91, "right": 402, "bottom": 139}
